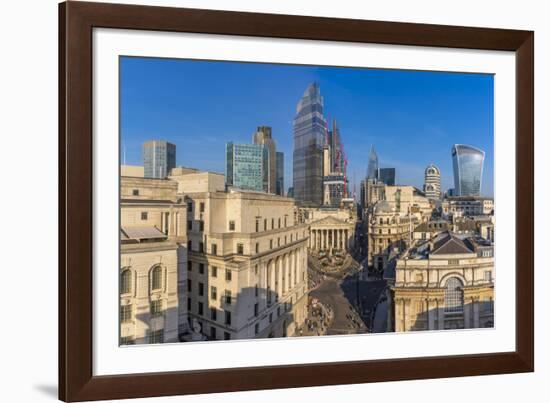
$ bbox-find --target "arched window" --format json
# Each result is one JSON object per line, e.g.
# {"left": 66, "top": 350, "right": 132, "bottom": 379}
{"left": 120, "top": 269, "right": 132, "bottom": 294}
{"left": 151, "top": 266, "right": 163, "bottom": 291}
{"left": 444, "top": 277, "right": 464, "bottom": 313}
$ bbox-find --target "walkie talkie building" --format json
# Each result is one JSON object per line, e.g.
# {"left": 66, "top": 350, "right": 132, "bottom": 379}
{"left": 292, "top": 83, "right": 327, "bottom": 206}
{"left": 452, "top": 144, "right": 485, "bottom": 196}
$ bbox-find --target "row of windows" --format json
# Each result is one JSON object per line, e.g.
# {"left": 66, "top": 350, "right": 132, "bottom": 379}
{"left": 120, "top": 266, "right": 163, "bottom": 295}
{"left": 120, "top": 300, "right": 165, "bottom": 324}
{"left": 253, "top": 216, "right": 289, "bottom": 233}
{"left": 188, "top": 262, "right": 232, "bottom": 280}
{"left": 190, "top": 233, "right": 301, "bottom": 257}
{"left": 187, "top": 201, "right": 205, "bottom": 213}
{"left": 187, "top": 280, "right": 233, "bottom": 304}
{"left": 189, "top": 299, "right": 233, "bottom": 326}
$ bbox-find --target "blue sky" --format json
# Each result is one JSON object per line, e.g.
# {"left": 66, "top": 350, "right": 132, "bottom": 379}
{"left": 120, "top": 57, "right": 494, "bottom": 196}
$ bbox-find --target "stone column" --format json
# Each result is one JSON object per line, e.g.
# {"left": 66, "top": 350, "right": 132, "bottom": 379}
{"left": 437, "top": 298, "right": 445, "bottom": 330}
{"left": 473, "top": 298, "right": 480, "bottom": 328}
{"left": 428, "top": 298, "right": 435, "bottom": 330}
{"left": 463, "top": 298, "right": 471, "bottom": 328}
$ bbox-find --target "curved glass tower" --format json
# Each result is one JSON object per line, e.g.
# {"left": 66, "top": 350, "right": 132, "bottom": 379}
{"left": 293, "top": 83, "right": 326, "bottom": 206}
{"left": 452, "top": 144, "right": 485, "bottom": 196}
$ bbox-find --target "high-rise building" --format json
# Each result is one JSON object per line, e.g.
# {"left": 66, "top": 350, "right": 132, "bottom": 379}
{"left": 378, "top": 167, "right": 396, "bottom": 186}
{"left": 276, "top": 151, "right": 284, "bottom": 196}
{"left": 367, "top": 145, "right": 379, "bottom": 180}
{"left": 293, "top": 83, "right": 326, "bottom": 206}
{"left": 328, "top": 119, "right": 345, "bottom": 174}
{"left": 423, "top": 164, "right": 441, "bottom": 199}
{"left": 252, "top": 126, "right": 277, "bottom": 194}
{"left": 143, "top": 140, "right": 176, "bottom": 178}
{"left": 226, "top": 142, "right": 266, "bottom": 192}
{"left": 452, "top": 144, "right": 485, "bottom": 196}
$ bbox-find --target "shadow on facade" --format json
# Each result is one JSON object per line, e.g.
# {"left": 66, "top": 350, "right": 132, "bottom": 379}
{"left": 393, "top": 302, "right": 495, "bottom": 332}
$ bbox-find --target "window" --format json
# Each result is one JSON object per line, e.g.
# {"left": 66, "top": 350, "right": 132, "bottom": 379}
{"left": 187, "top": 297, "right": 191, "bottom": 311}
{"left": 198, "top": 282, "right": 204, "bottom": 296}
{"left": 255, "top": 323, "right": 260, "bottom": 335}
{"left": 149, "top": 329, "right": 164, "bottom": 344}
{"left": 224, "top": 332, "right": 231, "bottom": 340}
{"left": 198, "top": 302, "right": 204, "bottom": 316}
{"left": 277, "top": 306, "right": 280, "bottom": 317}
{"left": 254, "top": 265, "right": 258, "bottom": 275}
{"left": 188, "top": 261, "right": 192, "bottom": 271}
{"left": 237, "top": 243, "right": 244, "bottom": 255}
{"left": 278, "top": 218, "right": 281, "bottom": 228}
{"left": 277, "top": 238, "right": 280, "bottom": 247}
{"left": 187, "top": 220, "right": 193, "bottom": 230}
{"left": 141, "top": 212, "right": 148, "bottom": 220}
{"left": 225, "top": 269, "right": 232, "bottom": 282}
{"left": 199, "top": 263, "right": 205, "bottom": 274}
{"left": 120, "top": 269, "right": 131, "bottom": 294}
{"left": 150, "top": 300, "right": 163, "bottom": 316}
{"left": 120, "top": 304, "right": 132, "bottom": 323}
{"left": 229, "top": 220, "right": 235, "bottom": 231}
{"left": 188, "top": 240, "right": 192, "bottom": 251}
{"left": 211, "top": 286, "right": 217, "bottom": 300}
{"left": 199, "top": 221, "right": 204, "bottom": 231}
{"left": 211, "top": 266, "right": 218, "bottom": 278}
{"left": 270, "top": 240, "right": 273, "bottom": 249}
{"left": 132, "top": 189, "right": 139, "bottom": 196}
{"left": 199, "top": 242, "right": 204, "bottom": 253}
{"left": 254, "top": 303, "right": 259, "bottom": 316}
{"left": 187, "top": 202, "right": 193, "bottom": 212}
{"left": 444, "top": 277, "right": 464, "bottom": 313}
{"left": 225, "top": 290, "right": 232, "bottom": 305}
{"left": 211, "top": 307, "right": 217, "bottom": 321}
{"left": 255, "top": 284, "right": 259, "bottom": 297}
{"left": 255, "top": 219, "right": 259, "bottom": 232}
{"left": 225, "top": 311, "right": 232, "bottom": 325}
{"left": 284, "top": 216, "right": 287, "bottom": 227}
{"left": 284, "top": 236, "right": 287, "bottom": 244}
{"left": 255, "top": 243, "right": 259, "bottom": 254}
{"left": 269, "top": 313, "right": 273, "bottom": 323}
{"left": 291, "top": 234, "right": 293, "bottom": 242}
{"left": 210, "top": 326, "right": 217, "bottom": 339}
{"left": 484, "top": 271, "right": 492, "bottom": 282}
{"left": 187, "top": 279, "right": 192, "bottom": 292}
{"left": 211, "top": 244, "right": 217, "bottom": 255}
{"left": 151, "top": 266, "right": 162, "bottom": 290}
{"left": 120, "top": 336, "right": 135, "bottom": 345}
{"left": 200, "top": 202, "right": 205, "bottom": 213}
{"left": 264, "top": 219, "right": 267, "bottom": 231}
{"left": 271, "top": 218, "right": 274, "bottom": 229}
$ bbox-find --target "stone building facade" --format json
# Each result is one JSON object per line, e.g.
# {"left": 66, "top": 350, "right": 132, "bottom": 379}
{"left": 389, "top": 231, "right": 494, "bottom": 332}
{"left": 120, "top": 176, "right": 188, "bottom": 344}
{"left": 308, "top": 216, "right": 355, "bottom": 254}
{"left": 179, "top": 173, "right": 309, "bottom": 340}
{"left": 367, "top": 200, "right": 418, "bottom": 270}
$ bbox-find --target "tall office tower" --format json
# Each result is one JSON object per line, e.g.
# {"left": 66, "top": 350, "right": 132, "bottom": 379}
{"left": 452, "top": 144, "right": 485, "bottom": 196}
{"left": 293, "top": 83, "right": 327, "bottom": 206}
{"left": 226, "top": 142, "right": 267, "bottom": 192}
{"left": 367, "top": 145, "right": 379, "bottom": 180}
{"left": 276, "top": 152, "right": 284, "bottom": 196}
{"left": 143, "top": 140, "right": 176, "bottom": 178}
{"left": 378, "top": 167, "right": 396, "bottom": 186}
{"left": 252, "top": 126, "right": 277, "bottom": 193}
{"left": 423, "top": 164, "right": 441, "bottom": 199}
{"left": 328, "top": 119, "right": 344, "bottom": 173}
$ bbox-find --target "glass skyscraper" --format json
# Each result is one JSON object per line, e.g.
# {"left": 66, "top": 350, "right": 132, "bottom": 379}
{"left": 378, "top": 167, "right": 395, "bottom": 186}
{"left": 293, "top": 83, "right": 327, "bottom": 206}
{"left": 276, "top": 151, "right": 284, "bottom": 196}
{"left": 367, "top": 145, "right": 379, "bottom": 180}
{"left": 226, "top": 142, "right": 267, "bottom": 192}
{"left": 452, "top": 144, "right": 485, "bottom": 196}
{"left": 143, "top": 140, "right": 176, "bottom": 178}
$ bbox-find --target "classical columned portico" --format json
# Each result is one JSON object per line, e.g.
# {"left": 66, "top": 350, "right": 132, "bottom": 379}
{"left": 308, "top": 217, "right": 355, "bottom": 254}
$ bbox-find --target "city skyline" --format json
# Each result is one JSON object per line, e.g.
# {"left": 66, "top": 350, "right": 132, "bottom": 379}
{"left": 120, "top": 57, "right": 494, "bottom": 196}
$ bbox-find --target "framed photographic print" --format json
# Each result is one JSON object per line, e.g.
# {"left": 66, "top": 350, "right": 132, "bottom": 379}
{"left": 59, "top": 1, "right": 534, "bottom": 401}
